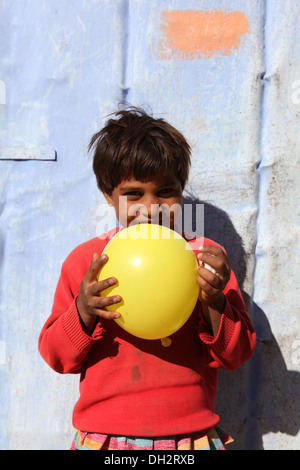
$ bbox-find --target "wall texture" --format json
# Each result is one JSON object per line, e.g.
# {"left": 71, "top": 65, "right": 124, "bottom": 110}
{"left": 0, "top": 0, "right": 299, "bottom": 450}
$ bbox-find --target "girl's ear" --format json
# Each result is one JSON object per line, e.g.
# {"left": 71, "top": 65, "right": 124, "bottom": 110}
{"left": 104, "top": 193, "right": 114, "bottom": 206}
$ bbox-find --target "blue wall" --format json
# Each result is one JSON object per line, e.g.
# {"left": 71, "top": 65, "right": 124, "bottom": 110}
{"left": 0, "top": 0, "right": 299, "bottom": 449}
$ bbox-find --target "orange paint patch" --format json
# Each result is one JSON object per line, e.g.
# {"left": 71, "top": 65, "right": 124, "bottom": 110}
{"left": 161, "top": 10, "right": 249, "bottom": 59}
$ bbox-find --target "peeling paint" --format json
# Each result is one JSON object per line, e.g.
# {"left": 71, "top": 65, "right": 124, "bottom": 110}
{"left": 160, "top": 9, "right": 249, "bottom": 60}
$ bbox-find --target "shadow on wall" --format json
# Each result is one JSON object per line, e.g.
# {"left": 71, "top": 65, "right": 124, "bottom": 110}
{"left": 183, "top": 195, "right": 300, "bottom": 450}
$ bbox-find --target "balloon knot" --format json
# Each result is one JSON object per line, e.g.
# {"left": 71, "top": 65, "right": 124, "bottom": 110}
{"left": 161, "top": 337, "right": 172, "bottom": 347}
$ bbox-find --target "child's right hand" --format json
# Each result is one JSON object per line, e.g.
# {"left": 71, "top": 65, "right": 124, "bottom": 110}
{"left": 76, "top": 253, "right": 121, "bottom": 333}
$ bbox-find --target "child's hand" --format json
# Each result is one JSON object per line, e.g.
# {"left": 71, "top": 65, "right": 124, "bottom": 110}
{"left": 197, "top": 246, "right": 231, "bottom": 309}
{"left": 77, "top": 253, "right": 121, "bottom": 333}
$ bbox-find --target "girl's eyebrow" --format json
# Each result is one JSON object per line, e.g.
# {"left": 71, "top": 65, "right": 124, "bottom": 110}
{"left": 118, "top": 179, "right": 180, "bottom": 192}
{"left": 161, "top": 180, "right": 180, "bottom": 186}
{"left": 156, "top": 180, "right": 182, "bottom": 190}
{"left": 119, "top": 186, "right": 142, "bottom": 192}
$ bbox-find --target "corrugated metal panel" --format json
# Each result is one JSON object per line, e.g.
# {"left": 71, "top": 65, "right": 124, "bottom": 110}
{"left": 250, "top": 0, "right": 300, "bottom": 450}
{"left": 0, "top": 0, "right": 299, "bottom": 449}
{"left": 0, "top": 0, "right": 125, "bottom": 450}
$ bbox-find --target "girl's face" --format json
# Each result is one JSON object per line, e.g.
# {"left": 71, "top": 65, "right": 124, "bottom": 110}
{"left": 104, "top": 168, "right": 183, "bottom": 229}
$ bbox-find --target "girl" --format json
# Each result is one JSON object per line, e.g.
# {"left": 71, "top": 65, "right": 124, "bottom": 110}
{"left": 39, "top": 107, "right": 256, "bottom": 450}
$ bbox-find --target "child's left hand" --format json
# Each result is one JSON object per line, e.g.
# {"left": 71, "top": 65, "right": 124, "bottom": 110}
{"left": 197, "top": 245, "right": 231, "bottom": 309}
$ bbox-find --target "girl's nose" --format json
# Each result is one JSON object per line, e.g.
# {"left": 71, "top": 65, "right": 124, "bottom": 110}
{"left": 134, "top": 196, "right": 161, "bottom": 223}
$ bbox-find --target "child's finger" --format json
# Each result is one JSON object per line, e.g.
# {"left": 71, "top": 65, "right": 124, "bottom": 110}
{"left": 93, "top": 295, "right": 122, "bottom": 320}
{"left": 92, "top": 307, "right": 121, "bottom": 321}
{"left": 197, "top": 252, "right": 222, "bottom": 272}
{"left": 95, "top": 294, "right": 122, "bottom": 310}
{"left": 86, "top": 291, "right": 122, "bottom": 320}
{"left": 198, "top": 260, "right": 217, "bottom": 274}
{"left": 197, "top": 265, "right": 223, "bottom": 292}
{"left": 100, "top": 310, "right": 121, "bottom": 320}
{"left": 197, "top": 246, "right": 230, "bottom": 278}
{"left": 198, "top": 245, "right": 225, "bottom": 256}
{"left": 86, "top": 253, "right": 108, "bottom": 281}
{"left": 87, "top": 278, "right": 122, "bottom": 308}
{"left": 90, "top": 277, "right": 118, "bottom": 296}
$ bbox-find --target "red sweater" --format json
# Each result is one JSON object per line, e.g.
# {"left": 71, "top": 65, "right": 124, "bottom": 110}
{"left": 38, "top": 228, "right": 256, "bottom": 436}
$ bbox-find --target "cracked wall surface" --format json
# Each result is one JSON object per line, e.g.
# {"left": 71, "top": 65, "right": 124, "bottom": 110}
{"left": 0, "top": 0, "right": 299, "bottom": 449}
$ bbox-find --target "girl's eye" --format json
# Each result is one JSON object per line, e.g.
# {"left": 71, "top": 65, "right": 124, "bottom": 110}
{"left": 124, "top": 191, "right": 141, "bottom": 197}
{"left": 159, "top": 188, "right": 175, "bottom": 196}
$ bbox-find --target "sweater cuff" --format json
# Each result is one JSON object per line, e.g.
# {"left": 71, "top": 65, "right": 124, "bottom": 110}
{"left": 61, "top": 298, "right": 104, "bottom": 352}
{"left": 198, "top": 299, "right": 236, "bottom": 353}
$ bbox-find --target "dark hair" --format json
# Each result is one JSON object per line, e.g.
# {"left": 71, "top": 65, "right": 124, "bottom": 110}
{"left": 89, "top": 106, "right": 191, "bottom": 195}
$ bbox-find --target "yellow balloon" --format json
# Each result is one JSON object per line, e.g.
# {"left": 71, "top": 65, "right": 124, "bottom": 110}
{"left": 98, "top": 224, "right": 199, "bottom": 340}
